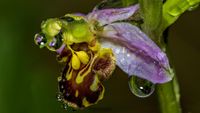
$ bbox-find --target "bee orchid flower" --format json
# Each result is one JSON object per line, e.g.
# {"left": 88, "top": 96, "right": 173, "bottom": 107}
{"left": 34, "top": 4, "right": 173, "bottom": 109}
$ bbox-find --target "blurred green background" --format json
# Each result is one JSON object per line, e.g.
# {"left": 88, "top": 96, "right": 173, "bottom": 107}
{"left": 0, "top": 0, "right": 199, "bottom": 113}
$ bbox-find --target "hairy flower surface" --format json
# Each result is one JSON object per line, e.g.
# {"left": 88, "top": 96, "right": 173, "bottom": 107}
{"left": 34, "top": 4, "right": 173, "bottom": 109}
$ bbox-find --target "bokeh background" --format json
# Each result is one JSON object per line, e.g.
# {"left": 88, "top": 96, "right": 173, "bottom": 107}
{"left": 0, "top": 0, "right": 199, "bottom": 113}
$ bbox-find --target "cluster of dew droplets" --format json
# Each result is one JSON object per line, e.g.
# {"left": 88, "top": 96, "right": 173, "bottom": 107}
{"left": 56, "top": 92, "right": 76, "bottom": 111}
{"left": 128, "top": 76, "right": 155, "bottom": 98}
{"left": 63, "top": 103, "right": 76, "bottom": 111}
{"left": 56, "top": 93, "right": 68, "bottom": 110}
{"left": 56, "top": 77, "right": 76, "bottom": 111}
{"left": 56, "top": 92, "right": 63, "bottom": 102}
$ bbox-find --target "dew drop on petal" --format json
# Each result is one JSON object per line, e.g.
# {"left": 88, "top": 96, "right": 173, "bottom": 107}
{"left": 128, "top": 76, "right": 155, "bottom": 98}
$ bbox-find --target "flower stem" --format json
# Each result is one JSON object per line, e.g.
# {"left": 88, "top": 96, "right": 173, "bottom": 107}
{"left": 157, "top": 72, "right": 182, "bottom": 113}
{"left": 137, "top": 0, "right": 182, "bottom": 112}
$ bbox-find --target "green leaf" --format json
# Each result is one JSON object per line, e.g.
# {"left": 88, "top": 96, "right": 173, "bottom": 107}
{"left": 162, "top": 0, "right": 200, "bottom": 30}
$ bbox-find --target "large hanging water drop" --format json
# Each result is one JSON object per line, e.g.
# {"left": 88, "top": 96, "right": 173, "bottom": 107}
{"left": 128, "top": 76, "right": 155, "bottom": 98}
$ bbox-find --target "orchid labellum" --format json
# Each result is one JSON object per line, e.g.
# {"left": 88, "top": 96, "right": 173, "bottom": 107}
{"left": 34, "top": 3, "right": 173, "bottom": 109}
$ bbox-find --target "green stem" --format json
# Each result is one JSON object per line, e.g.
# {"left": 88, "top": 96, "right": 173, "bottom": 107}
{"left": 138, "top": 0, "right": 182, "bottom": 113}
{"left": 156, "top": 29, "right": 182, "bottom": 113}
{"left": 157, "top": 72, "right": 182, "bottom": 113}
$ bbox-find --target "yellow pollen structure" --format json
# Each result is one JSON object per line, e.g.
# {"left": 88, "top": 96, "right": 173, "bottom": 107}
{"left": 76, "top": 51, "right": 89, "bottom": 64}
{"left": 72, "top": 54, "right": 81, "bottom": 70}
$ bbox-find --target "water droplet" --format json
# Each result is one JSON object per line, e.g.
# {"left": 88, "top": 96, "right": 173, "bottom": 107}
{"left": 62, "top": 103, "right": 76, "bottom": 111}
{"left": 34, "top": 33, "right": 47, "bottom": 48}
{"left": 63, "top": 103, "right": 68, "bottom": 110}
{"left": 47, "top": 32, "right": 63, "bottom": 51}
{"left": 56, "top": 92, "right": 63, "bottom": 102}
{"left": 128, "top": 76, "right": 155, "bottom": 98}
{"left": 188, "top": 3, "right": 199, "bottom": 11}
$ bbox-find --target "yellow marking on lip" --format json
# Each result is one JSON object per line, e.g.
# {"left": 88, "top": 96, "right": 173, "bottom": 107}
{"left": 75, "top": 54, "right": 97, "bottom": 84}
{"left": 66, "top": 65, "right": 73, "bottom": 80}
{"left": 75, "top": 66, "right": 91, "bottom": 84}
{"left": 98, "top": 85, "right": 105, "bottom": 101}
{"left": 82, "top": 98, "right": 91, "bottom": 107}
{"left": 90, "top": 74, "right": 99, "bottom": 91}
{"left": 75, "top": 60, "right": 91, "bottom": 84}
{"left": 83, "top": 84, "right": 105, "bottom": 107}
{"left": 75, "top": 90, "right": 79, "bottom": 97}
